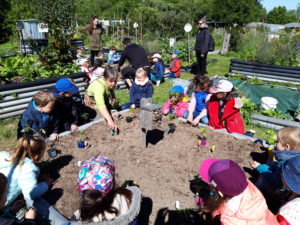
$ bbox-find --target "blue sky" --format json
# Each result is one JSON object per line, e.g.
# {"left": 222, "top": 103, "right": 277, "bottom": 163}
{"left": 261, "top": 0, "right": 299, "bottom": 12}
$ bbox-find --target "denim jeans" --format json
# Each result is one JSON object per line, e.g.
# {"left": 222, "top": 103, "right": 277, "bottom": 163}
{"left": 168, "top": 72, "right": 176, "bottom": 79}
{"left": 26, "top": 197, "right": 68, "bottom": 225}
{"left": 121, "top": 102, "right": 133, "bottom": 110}
{"left": 184, "top": 110, "right": 209, "bottom": 124}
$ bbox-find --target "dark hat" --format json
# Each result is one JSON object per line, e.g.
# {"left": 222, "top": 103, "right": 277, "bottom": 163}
{"left": 200, "top": 158, "right": 247, "bottom": 196}
{"left": 282, "top": 155, "right": 300, "bottom": 194}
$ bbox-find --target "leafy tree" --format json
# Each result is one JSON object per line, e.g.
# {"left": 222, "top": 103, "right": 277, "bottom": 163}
{"left": 210, "top": 0, "right": 265, "bottom": 23}
{"left": 0, "top": 0, "right": 10, "bottom": 43}
{"left": 266, "top": 6, "right": 290, "bottom": 24}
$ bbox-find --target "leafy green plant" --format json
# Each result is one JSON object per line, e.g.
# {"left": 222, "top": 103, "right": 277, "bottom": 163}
{"left": 168, "top": 113, "right": 176, "bottom": 120}
{"left": 265, "top": 129, "right": 277, "bottom": 145}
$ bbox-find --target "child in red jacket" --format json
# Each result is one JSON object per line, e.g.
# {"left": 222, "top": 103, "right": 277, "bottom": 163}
{"left": 168, "top": 50, "right": 181, "bottom": 79}
{"left": 208, "top": 79, "right": 245, "bottom": 134}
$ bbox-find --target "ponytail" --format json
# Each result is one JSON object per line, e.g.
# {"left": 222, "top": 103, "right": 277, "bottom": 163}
{"left": 7, "top": 136, "right": 46, "bottom": 167}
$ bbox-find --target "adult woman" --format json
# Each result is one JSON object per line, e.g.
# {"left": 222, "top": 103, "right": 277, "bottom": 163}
{"left": 86, "top": 16, "right": 104, "bottom": 66}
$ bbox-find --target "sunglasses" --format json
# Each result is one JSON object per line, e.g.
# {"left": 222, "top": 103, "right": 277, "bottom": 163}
{"left": 198, "top": 22, "right": 204, "bottom": 25}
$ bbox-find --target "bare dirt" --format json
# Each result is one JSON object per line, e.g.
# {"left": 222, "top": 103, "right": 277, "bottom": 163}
{"left": 42, "top": 112, "right": 265, "bottom": 225}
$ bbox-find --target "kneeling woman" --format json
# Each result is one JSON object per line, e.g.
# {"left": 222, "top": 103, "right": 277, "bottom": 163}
{"left": 86, "top": 66, "right": 119, "bottom": 131}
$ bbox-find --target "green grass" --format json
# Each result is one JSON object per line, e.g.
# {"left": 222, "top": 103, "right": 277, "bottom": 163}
{"left": 0, "top": 119, "right": 18, "bottom": 150}
{"left": 206, "top": 54, "right": 231, "bottom": 77}
{"left": 0, "top": 38, "right": 19, "bottom": 56}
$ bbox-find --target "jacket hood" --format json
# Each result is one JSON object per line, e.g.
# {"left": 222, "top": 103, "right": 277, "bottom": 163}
{"left": 273, "top": 150, "right": 300, "bottom": 161}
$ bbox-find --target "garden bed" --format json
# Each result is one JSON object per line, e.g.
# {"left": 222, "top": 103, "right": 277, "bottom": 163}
{"left": 41, "top": 112, "right": 263, "bottom": 224}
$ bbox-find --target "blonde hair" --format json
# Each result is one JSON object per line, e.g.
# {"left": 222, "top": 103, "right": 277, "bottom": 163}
{"left": 135, "top": 68, "right": 147, "bottom": 78}
{"left": 278, "top": 127, "right": 300, "bottom": 150}
{"left": 0, "top": 173, "right": 8, "bottom": 199}
{"left": 33, "top": 90, "right": 56, "bottom": 107}
{"left": 7, "top": 136, "right": 46, "bottom": 167}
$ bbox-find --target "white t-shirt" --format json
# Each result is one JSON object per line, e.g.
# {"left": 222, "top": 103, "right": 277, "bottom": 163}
{"left": 278, "top": 197, "right": 300, "bottom": 225}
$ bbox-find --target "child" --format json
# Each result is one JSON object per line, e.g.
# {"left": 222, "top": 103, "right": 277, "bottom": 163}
{"left": 90, "top": 59, "right": 105, "bottom": 83}
{"left": 75, "top": 48, "right": 85, "bottom": 66}
{"left": 108, "top": 46, "right": 120, "bottom": 65}
{"left": 95, "top": 51, "right": 105, "bottom": 62}
{"left": 150, "top": 53, "right": 164, "bottom": 86}
{"left": 277, "top": 155, "right": 300, "bottom": 224}
{"left": 184, "top": 76, "right": 211, "bottom": 125}
{"left": 73, "top": 156, "right": 140, "bottom": 223}
{"left": 0, "top": 137, "right": 68, "bottom": 225}
{"left": 18, "top": 90, "right": 59, "bottom": 140}
{"left": 199, "top": 158, "right": 279, "bottom": 225}
{"left": 207, "top": 79, "right": 245, "bottom": 134}
{"left": 121, "top": 68, "right": 153, "bottom": 110}
{"left": 251, "top": 128, "right": 300, "bottom": 194}
{"left": 168, "top": 50, "right": 181, "bottom": 79}
{"left": 79, "top": 58, "right": 92, "bottom": 83}
{"left": 53, "top": 78, "right": 81, "bottom": 133}
{"left": 86, "top": 65, "right": 119, "bottom": 132}
{"left": 162, "top": 85, "right": 188, "bottom": 118}
{"left": 0, "top": 173, "right": 37, "bottom": 225}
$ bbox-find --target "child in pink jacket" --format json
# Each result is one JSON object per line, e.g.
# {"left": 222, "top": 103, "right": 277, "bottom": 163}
{"left": 198, "top": 158, "right": 279, "bottom": 225}
{"left": 162, "top": 85, "right": 188, "bottom": 118}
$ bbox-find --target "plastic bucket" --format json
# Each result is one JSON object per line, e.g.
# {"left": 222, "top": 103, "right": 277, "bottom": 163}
{"left": 261, "top": 97, "right": 278, "bottom": 110}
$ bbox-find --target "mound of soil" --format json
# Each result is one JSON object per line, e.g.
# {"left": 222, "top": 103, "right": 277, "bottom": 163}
{"left": 42, "top": 113, "right": 264, "bottom": 224}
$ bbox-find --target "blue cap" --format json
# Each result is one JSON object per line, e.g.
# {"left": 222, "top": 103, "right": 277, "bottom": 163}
{"left": 169, "top": 85, "right": 184, "bottom": 94}
{"left": 282, "top": 155, "right": 300, "bottom": 194}
{"left": 55, "top": 78, "right": 79, "bottom": 94}
{"left": 171, "top": 50, "right": 179, "bottom": 55}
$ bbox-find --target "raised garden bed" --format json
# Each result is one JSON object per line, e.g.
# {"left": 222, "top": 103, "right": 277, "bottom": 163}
{"left": 41, "top": 111, "right": 264, "bottom": 224}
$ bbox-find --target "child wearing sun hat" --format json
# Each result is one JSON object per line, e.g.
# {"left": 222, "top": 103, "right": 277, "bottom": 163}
{"left": 207, "top": 79, "right": 245, "bottom": 134}
{"left": 198, "top": 158, "right": 279, "bottom": 225}
{"left": 162, "top": 85, "right": 188, "bottom": 118}
{"left": 277, "top": 155, "right": 300, "bottom": 225}
{"left": 73, "top": 156, "right": 141, "bottom": 223}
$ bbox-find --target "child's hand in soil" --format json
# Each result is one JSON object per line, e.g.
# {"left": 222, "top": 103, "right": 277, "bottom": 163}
{"left": 251, "top": 161, "right": 261, "bottom": 169}
{"left": 11, "top": 200, "right": 26, "bottom": 214}
{"left": 25, "top": 208, "right": 36, "bottom": 220}
{"left": 187, "top": 114, "right": 193, "bottom": 124}
{"left": 71, "top": 124, "right": 78, "bottom": 133}
{"left": 50, "top": 133, "right": 59, "bottom": 140}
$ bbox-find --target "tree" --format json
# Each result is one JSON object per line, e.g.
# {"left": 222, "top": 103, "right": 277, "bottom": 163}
{"left": 210, "top": 0, "right": 264, "bottom": 23}
{"left": 0, "top": 0, "right": 10, "bottom": 43}
{"left": 266, "top": 6, "right": 289, "bottom": 24}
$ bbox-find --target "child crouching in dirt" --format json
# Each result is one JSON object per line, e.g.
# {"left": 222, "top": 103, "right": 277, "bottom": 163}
{"left": 207, "top": 79, "right": 244, "bottom": 134}
{"left": 72, "top": 156, "right": 141, "bottom": 224}
{"left": 184, "top": 76, "right": 211, "bottom": 125}
{"left": 251, "top": 128, "right": 300, "bottom": 195}
{"left": 276, "top": 155, "right": 300, "bottom": 224}
{"left": 162, "top": 85, "right": 188, "bottom": 118}
{"left": 0, "top": 136, "right": 68, "bottom": 225}
{"left": 121, "top": 68, "right": 153, "bottom": 110}
{"left": 197, "top": 158, "right": 279, "bottom": 225}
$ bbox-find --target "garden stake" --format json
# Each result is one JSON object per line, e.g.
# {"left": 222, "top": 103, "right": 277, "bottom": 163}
{"left": 211, "top": 145, "right": 215, "bottom": 152}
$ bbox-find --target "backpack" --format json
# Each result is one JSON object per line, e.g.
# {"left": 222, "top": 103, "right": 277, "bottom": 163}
{"left": 208, "top": 33, "right": 215, "bottom": 52}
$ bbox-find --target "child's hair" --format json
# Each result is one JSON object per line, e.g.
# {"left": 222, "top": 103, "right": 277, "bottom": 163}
{"left": 201, "top": 185, "right": 232, "bottom": 213}
{"left": 135, "top": 68, "right": 147, "bottom": 78}
{"left": 193, "top": 76, "right": 210, "bottom": 92}
{"left": 278, "top": 127, "right": 300, "bottom": 150}
{"left": 33, "top": 90, "right": 56, "bottom": 107}
{"left": 79, "top": 188, "right": 132, "bottom": 221}
{"left": 110, "top": 46, "right": 116, "bottom": 50}
{"left": 91, "top": 59, "right": 104, "bottom": 73}
{"left": 7, "top": 136, "right": 46, "bottom": 167}
{"left": 0, "top": 173, "right": 8, "bottom": 199}
{"left": 97, "top": 51, "right": 104, "bottom": 58}
{"left": 103, "top": 65, "right": 119, "bottom": 80}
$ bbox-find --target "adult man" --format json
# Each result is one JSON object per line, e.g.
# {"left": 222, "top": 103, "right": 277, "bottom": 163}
{"left": 117, "top": 38, "right": 151, "bottom": 87}
{"left": 194, "top": 17, "right": 211, "bottom": 76}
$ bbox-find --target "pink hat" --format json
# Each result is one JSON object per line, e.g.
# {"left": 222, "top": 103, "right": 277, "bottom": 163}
{"left": 199, "top": 158, "right": 219, "bottom": 182}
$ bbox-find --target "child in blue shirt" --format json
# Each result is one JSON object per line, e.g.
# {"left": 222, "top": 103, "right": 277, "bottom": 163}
{"left": 150, "top": 53, "right": 164, "bottom": 86}
{"left": 18, "top": 90, "right": 59, "bottom": 140}
{"left": 184, "top": 76, "right": 211, "bottom": 125}
{"left": 121, "top": 68, "right": 153, "bottom": 109}
{"left": 108, "top": 46, "right": 120, "bottom": 65}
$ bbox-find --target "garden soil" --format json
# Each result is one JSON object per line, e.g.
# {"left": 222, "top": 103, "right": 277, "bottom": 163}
{"left": 42, "top": 112, "right": 265, "bottom": 225}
